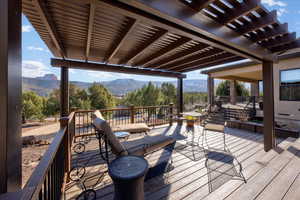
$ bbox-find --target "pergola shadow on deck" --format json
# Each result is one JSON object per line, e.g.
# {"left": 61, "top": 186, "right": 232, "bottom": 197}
{"left": 65, "top": 123, "right": 279, "bottom": 200}
{"left": 2, "top": 0, "right": 300, "bottom": 199}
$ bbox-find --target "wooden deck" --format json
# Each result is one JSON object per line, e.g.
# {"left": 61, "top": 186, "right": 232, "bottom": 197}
{"left": 65, "top": 123, "right": 300, "bottom": 200}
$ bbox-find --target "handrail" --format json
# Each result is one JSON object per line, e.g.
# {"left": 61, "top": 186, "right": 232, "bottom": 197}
{"left": 21, "top": 112, "right": 76, "bottom": 200}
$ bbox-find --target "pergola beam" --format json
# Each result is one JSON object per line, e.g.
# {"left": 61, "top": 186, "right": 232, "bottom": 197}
{"left": 153, "top": 43, "right": 209, "bottom": 68}
{"left": 136, "top": 37, "right": 191, "bottom": 67}
{"left": 32, "top": 0, "right": 65, "bottom": 58}
{"left": 249, "top": 23, "right": 288, "bottom": 43}
{"left": 164, "top": 48, "right": 224, "bottom": 70}
{"left": 220, "top": 0, "right": 260, "bottom": 25}
{"left": 179, "top": 0, "right": 216, "bottom": 12}
{"left": 271, "top": 39, "right": 300, "bottom": 53}
{"left": 236, "top": 10, "right": 277, "bottom": 35}
{"left": 261, "top": 32, "right": 296, "bottom": 48}
{"left": 179, "top": 56, "right": 243, "bottom": 72}
{"left": 120, "top": 29, "right": 168, "bottom": 65}
{"left": 104, "top": 18, "right": 138, "bottom": 62}
{"left": 51, "top": 58, "right": 186, "bottom": 78}
{"left": 85, "top": 0, "right": 96, "bottom": 60}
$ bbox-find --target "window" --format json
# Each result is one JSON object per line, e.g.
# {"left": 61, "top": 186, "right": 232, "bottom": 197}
{"left": 280, "top": 69, "right": 300, "bottom": 101}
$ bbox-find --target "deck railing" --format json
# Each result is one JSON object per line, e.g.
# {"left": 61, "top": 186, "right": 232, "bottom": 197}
{"left": 74, "top": 104, "right": 174, "bottom": 138}
{"left": 20, "top": 112, "right": 75, "bottom": 200}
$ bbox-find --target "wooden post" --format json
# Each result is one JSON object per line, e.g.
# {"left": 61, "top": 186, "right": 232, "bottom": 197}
{"left": 207, "top": 76, "right": 214, "bottom": 110}
{"left": 230, "top": 80, "right": 237, "bottom": 105}
{"left": 169, "top": 103, "right": 174, "bottom": 126}
{"left": 130, "top": 105, "right": 135, "bottom": 124}
{"left": 60, "top": 117, "right": 71, "bottom": 178}
{"left": 262, "top": 61, "right": 275, "bottom": 152}
{"left": 60, "top": 67, "right": 69, "bottom": 117}
{"left": 177, "top": 78, "right": 183, "bottom": 116}
{"left": 251, "top": 81, "right": 259, "bottom": 97}
{"left": 0, "top": 0, "right": 22, "bottom": 193}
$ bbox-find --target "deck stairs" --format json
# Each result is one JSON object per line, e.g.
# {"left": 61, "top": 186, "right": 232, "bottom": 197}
{"left": 202, "top": 137, "right": 300, "bottom": 200}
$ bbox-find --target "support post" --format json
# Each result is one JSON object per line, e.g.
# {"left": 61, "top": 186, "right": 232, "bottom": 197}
{"left": 207, "top": 76, "right": 214, "bottom": 108}
{"left": 130, "top": 105, "right": 135, "bottom": 124}
{"left": 251, "top": 81, "right": 259, "bottom": 97}
{"left": 60, "top": 67, "right": 69, "bottom": 117}
{"left": 230, "top": 80, "right": 237, "bottom": 105}
{"left": 177, "top": 78, "right": 183, "bottom": 116}
{"left": 262, "top": 61, "right": 275, "bottom": 152}
{"left": 0, "top": 0, "right": 22, "bottom": 193}
{"left": 60, "top": 117, "right": 71, "bottom": 179}
{"left": 169, "top": 103, "right": 174, "bottom": 126}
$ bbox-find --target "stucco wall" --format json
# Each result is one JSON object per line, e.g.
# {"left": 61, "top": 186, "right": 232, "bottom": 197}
{"left": 273, "top": 58, "right": 300, "bottom": 130}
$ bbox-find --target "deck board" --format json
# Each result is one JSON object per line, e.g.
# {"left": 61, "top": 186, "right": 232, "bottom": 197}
{"left": 64, "top": 123, "right": 284, "bottom": 200}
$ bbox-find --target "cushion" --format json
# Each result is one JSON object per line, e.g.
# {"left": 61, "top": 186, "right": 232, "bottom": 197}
{"left": 204, "top": 123, "right": 225, "bottom": 133}
{"left": 92, "top": 110, "right": 104, "bottom": 120}
{"left": 122, "top": 134, "right": 175, "bottom": 156}
{"left": 112, "top": 123, "right": 150, "bottom": 133}
{"left": 93, "top": 118, "right": 128, "bottom": 156}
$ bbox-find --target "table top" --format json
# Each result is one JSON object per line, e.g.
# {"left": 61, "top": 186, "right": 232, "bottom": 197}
{"left": 114, "top": 131, "right": 130, "bottom": 138}
{"left": 108, "top": 155, "right": 148, "bottom": 180}
{"left": 181, "top": 111, "right": 203, "bottom": 117}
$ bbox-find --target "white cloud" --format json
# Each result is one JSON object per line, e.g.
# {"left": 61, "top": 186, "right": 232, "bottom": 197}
{"left": 277, "top": 8, "right": 288, "bottom": 17}
{"left": 27, "top": 46, "right": 45, "bottom": 51}
{"left": 22, "top": 25, "right": 32, "bottom": 32}
{"left": 262, "top": 0, "right": 287, "bottom": 7}
{"left": 22, "top": 60, "right": 51, "bottom": 78}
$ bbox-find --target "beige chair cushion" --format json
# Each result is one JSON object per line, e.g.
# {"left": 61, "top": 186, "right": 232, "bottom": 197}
{"left": 92, "top": 110, "right": 104, "bottom": 120}
{"left": 204, "top": 123, "right": 225, "bottom": 132}
{"left": 122, "top": 134, "right": 175, "bottom": 156}
{"left": 93, "top": 118, "right": 128, "bottom": 156}
{"left": 112, "top": 123, "right": 150, "bottom": 133}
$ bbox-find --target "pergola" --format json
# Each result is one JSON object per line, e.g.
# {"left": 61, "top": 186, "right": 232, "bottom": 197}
{"left": 1, "top": 0, "right": 300, "bottom": 194}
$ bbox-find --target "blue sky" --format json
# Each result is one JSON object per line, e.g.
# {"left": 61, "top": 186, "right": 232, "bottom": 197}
{"left": 22, "top": 0, "right": 300, "bottom": 82}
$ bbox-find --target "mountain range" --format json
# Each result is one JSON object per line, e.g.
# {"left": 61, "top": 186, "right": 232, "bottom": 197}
{"left": 22, "top": 74, "right": 213, "bottom": 96}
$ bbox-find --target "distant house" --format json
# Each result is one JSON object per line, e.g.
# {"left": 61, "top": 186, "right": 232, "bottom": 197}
{"left": 202, "top": 49, "right": 300, "bottom": 130}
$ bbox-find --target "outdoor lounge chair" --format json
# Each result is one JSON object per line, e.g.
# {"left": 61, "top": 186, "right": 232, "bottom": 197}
{"left": 92, "top": 110, "right": 151, "bottom": 134}
{"left": 92, "top": 116, "right": 175, "bottom": 158}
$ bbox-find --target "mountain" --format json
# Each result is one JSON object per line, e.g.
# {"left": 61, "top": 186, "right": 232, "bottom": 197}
{"left": 22, "top": 74, "right": 211, "bottom": 96}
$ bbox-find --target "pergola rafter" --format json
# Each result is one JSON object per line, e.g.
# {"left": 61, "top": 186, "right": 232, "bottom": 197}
{"left": 261, "top": 32, "right": 296, "bottom": 48}
{"left": 85, "top": 0, "right": 96, "bottom": 60}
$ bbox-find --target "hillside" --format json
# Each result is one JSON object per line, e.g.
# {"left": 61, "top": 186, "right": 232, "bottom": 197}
{"left": 22, "top": 74, "right": 211, "bottom": 96}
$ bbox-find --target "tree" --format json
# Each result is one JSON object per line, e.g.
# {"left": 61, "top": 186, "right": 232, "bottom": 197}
{"left": 22, "top": 91, "right": 45, "bottom": 122}
{"left": 216, "top": 80, "right": 249, "bottom": 97}
{"left": 88, "top": 83, "right": 115, "bottom": 109}
{"left": 161, "top": 83, "right": 176, "bottom": 105}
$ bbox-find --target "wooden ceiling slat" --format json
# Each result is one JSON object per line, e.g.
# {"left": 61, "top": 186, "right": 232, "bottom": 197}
{"left": 236, "top": 10, "right": 277, "bottom": 35}
{"left": 152, "top": 43, "right": 209, "bottom": 68}
{"left": 179, "top": 56, "right": 244, "bottom": 72}
{"left": 119, "top": 29, "right": 168, "bottom": 64}
{"left": 249, "top": 23, "right": 288, "bottom": 42}
{"left": 261, "top": 33, "right": 296, "bottom": 48}
{"left": 86, "top": 0, "right": 96, "bottom": 60}
{"left": 219, "top": 0, "right": 260, "bottom": 25}
{"left": 179, "top": 0, "right": 216, "bottom": 12}
{"left": 161, "top": 48, "right": 223, "bottom": 70}
{"left": 135, "top": 37, "right": 191, "bottom": 67}
{"left": 168, "top": 51, "right": 231, "bottom": 71}
{"left": 104, "top": 18, "right": 138, "bottom": 62}
{"left": 32, "top": 0, "right": 65, "bottom": 57}
{"left": 271, "top": 39, "right": 300, "bottom": 53}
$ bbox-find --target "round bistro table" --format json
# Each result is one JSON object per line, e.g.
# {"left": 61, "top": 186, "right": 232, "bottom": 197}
{"left": 108, "top": 155, "right": 149, "bottom": 200}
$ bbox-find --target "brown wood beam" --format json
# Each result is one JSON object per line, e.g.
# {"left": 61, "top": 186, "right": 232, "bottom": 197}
{"left": 171, "top": 51, "right": 232, "bottom": 71}
{"left": 207, "top": 76, "right": 214, "bottom": 107}
{"left": 119, "top": 29, "right": 168, "bottom": 65}
{"left": 152, "top": 43, "right": 209, "bottom": 68}
{"left": 32, "top": 0, "right": 65, "bottom": 58}
{"left": 177, "top": 78, "right": 184, "bottom": 115}
{"left": 222, "top": 76, "right": 258, "bottom": 83}
{"left": 219, "top": 0, "right": 260, "bottom": 25}
{"left": 179, "top": 0, "right": 216, "bottom": 12}
{"left": 135, "top": 37, "right": 191, "bottom": 67}
{"left": 104, "top": 18, "right": 138, "bottom": 62}
{"left": 0, "top": 0, "right": 22, "bottom": 193}
{"left": 262, "top": 61, "right": 275, "bottom": 152}
{"left": 51, "top": 58, "right": 186, "bottom": 78}
{"left": 249, "top": 23, "right": 288, "bottom": 43}
{"left": 260, "top": 32, "right": 296, "bottom": 48}
{"left": 60, "top": 67, "right": 69, "bottom": 117}
{"left": 180, "top": 56, "right": 243, "bottom": 72}
{"left": 270, "top": 39, "right": 300, "bottom": 53}
{"left": 236, "top": 10, "right": 277, "bottom": 35}
{"left": 161, "top": 48, "right": 223, "bottom": 70}
{"left": 85, "top": 0, "right": 96, "bottom": 60}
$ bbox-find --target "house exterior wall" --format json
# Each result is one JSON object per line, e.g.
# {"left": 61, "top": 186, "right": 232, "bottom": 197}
{"left": 273, "top": 57, "right": 300, "bottom": 130}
